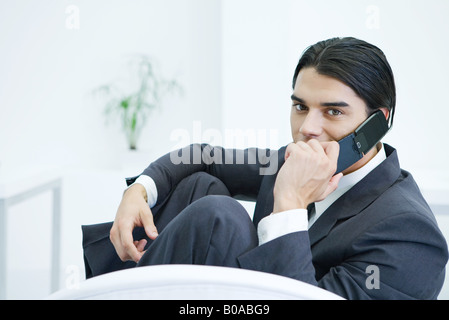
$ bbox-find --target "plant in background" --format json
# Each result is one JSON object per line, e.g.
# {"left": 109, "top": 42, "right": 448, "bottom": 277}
{"left": 93, "top": 55, "right": 181, "bottom": 150}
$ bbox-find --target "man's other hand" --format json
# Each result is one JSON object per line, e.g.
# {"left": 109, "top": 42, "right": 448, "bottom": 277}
{"left": 273, "top": 139, "right": 343, "bottom": 213}
{"left": 109, "top": 184, "right": 158, "bottom": 262}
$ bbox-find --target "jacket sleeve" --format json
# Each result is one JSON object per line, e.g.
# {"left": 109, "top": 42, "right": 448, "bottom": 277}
{"left": 237, "top": 210, "right": 448, "bottom": 300}
{"left": 127, "top": 143, "right": 279, "bottom": 205}
{"left": 316, "top": 212, "right": 448, "bottom": 300}
{"left": 237, "top": 231, "right": 318, "bottom": 285}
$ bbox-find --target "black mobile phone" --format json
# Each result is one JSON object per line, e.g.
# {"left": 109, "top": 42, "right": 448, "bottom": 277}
{"left": 336, "top": 110, "right": 390, "bottom": 174}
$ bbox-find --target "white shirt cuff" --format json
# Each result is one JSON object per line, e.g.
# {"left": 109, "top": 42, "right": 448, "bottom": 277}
{"left": 127, "top": 175, "right": 158, "bottom": 208}
{"left": 257, "top": 209, "right": 308, "bottom": 245}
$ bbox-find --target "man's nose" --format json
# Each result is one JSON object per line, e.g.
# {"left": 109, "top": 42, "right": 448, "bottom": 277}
{"left": 299, "top": 111, "right": 323, "bottom": 139}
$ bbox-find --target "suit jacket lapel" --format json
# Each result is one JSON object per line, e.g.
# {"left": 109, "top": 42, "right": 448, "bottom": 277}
{"left": 308, "top": 144, "right": 401, "bottom": 247}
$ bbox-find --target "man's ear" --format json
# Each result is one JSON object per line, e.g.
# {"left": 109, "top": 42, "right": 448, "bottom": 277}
{"left": 379, "top": 107, "right": 389, "bottom": 120}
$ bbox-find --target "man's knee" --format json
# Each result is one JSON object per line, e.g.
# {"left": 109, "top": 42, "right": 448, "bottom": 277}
{"left": 182, "top": 172, "right": 231, "bottom": 197}
{"left": 186, "top": 195, "right": 251, "bottom": 228}
{"left": 182, "top": 195, "right": 257, "bottom": 266}
{"left": 151, "top": 172, "right": 231, "bottom": 229}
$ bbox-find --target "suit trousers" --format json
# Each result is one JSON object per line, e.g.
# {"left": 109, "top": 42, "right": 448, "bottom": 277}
{"left": 82, "top": 172, "right": 258, "bottom": 278}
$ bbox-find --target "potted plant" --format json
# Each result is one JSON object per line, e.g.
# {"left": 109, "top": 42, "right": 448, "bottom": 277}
{"left": 93, "top": 55, "right": 181, "bottom": 150}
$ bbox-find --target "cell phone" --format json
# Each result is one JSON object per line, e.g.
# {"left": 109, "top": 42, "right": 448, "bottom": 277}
{"left": 336, "top": 110, "right": 390, "bottom": 174}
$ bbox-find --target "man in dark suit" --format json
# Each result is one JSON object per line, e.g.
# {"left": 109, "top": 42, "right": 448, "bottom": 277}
{"left": 83, "top": 37, "right": 448, "bottom": 299}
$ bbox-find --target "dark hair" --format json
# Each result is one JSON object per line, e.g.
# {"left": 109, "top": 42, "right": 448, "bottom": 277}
{"left": 292, "top": 37, "right": 396, "bottom": 127}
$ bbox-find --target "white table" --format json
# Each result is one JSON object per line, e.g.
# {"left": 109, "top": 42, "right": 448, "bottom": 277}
{"left": 0, "top": 173, "right": 62, "bottom": 299}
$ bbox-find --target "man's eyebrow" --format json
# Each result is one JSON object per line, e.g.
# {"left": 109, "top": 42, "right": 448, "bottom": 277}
{"left": 291, "top": 94, "right": 349, "bottom": 107}
{"left": 320, "top": 101, "right": 350, "bottom": 107}
{"left": 291, "top": 94, "right": 305, "bottom": 103}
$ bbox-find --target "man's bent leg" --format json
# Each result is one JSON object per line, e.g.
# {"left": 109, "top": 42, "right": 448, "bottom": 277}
{"left": 151, "top": 172, "right": 231, "bottom": 234}
{"left": 82, "top": 173, "right": 232, "bottom": 278}
{"left": 137, "top": 195, "right": 258, "bottom": 268}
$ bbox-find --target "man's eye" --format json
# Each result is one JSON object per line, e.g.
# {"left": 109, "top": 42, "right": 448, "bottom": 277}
{"left": 293, "top": 104, "right": 308, "bottom": 112}
{"left": 327, "top": 109, "right": 342, "bottom": 116}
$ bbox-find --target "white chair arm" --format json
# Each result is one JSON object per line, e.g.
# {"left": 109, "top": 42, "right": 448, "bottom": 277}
{"left": 47, "top": 264, "right": 344, "bottom": 300}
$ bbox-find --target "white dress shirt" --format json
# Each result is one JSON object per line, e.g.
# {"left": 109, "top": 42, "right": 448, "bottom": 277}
{"left": 129, "top": 143, "right": 387, "bottom": 246}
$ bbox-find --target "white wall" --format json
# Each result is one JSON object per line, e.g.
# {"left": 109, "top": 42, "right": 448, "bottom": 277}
{"left": 0, "top": 0, "right": 222, "bottom": 175}
{"left": 0, "top": 0, "right": 223, "bottom": 299}
{"left": 221, "top": 0, "right": 292, "bottom": 149}
{"left": 1, "top": 0, "right": 449, "bottom": 299}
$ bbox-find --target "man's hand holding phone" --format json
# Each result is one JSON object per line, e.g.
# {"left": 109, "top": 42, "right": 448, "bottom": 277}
{"left": 273, "top": 139, "right": 343, "bottom": 213}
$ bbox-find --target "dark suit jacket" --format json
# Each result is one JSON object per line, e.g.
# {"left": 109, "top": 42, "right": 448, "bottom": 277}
{"left": 83, "top": 143, "right": 448, "bottom": 299}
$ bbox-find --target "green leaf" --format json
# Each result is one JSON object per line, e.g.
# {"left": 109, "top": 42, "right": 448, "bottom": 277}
{"left": 120, "top": 98, "right": 129, "bottom": 109}
{"left": 131, "top": 112, "right": 137, "bottom": 131}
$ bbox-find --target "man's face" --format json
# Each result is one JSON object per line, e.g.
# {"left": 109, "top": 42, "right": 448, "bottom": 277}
{"left": 290, "top": 67, "right": 369, "bottom": 145}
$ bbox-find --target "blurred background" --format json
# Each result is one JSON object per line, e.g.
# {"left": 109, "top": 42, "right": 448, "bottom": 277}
{"left": 1, "top": 0, "right": 448, "bottom": 299}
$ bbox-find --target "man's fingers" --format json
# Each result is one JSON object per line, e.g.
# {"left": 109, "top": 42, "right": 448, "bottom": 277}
{"left": 326, "top": 172, "right": 343, "bottom": 196}
{"left": 120, "top": 225, "right": 141, "bottom": 263}
{"left": 140, "top": 207, "right": 158, "bottom": 240}
{"left": 296, "top": 140, "right": 313, "bottom": 153}
{"left": 318, "top": 172, "right": 343, "bottom": 202}
{"left": 134, "top": 239, "right": 147, "bottom": 252}
{"left": 285, "top": 142, "right": 299, "bottom": 161}
{"left": 307, "top": 139, "right": 326, "bottom": 156}
{"left": 321, "top": 140, "right": 340, "bottom": 162}
{"left": 110, "top": 223, "right": 130, "bottom": 262}
{"left": 329, "top": 172, "right": 343, "bottom": 190}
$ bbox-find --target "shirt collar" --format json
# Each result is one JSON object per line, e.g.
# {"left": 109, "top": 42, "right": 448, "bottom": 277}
{"left": 308, "top": 143, "right": 387, "bottom": 228}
